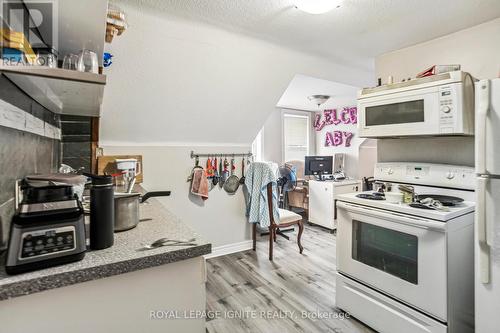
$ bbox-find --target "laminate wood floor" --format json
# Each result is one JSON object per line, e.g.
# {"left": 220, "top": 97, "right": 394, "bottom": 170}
{"left": 205, "top": 223, "right": 375, "bottom": 333}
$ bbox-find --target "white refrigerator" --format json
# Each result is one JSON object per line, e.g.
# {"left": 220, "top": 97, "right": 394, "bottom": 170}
{"left": 475, "top": 78, "right": 500, "bottom": 332}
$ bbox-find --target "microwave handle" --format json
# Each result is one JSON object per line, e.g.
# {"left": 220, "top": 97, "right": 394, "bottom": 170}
{"left": 476, "top": 80, "right": 490, "bottom": 175}
{"left": 336, "top": 201, "right": 446, "bottom": 231}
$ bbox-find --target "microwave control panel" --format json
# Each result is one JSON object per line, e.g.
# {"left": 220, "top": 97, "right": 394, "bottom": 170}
{"left": 438, "top": 85, "right": 456, "bottom": 133}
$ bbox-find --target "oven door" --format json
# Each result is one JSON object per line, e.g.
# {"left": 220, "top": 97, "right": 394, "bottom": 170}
{"left": 358, "top": 85, "right": 440, "bottom": 138}
{"left": 336, "top": 201, "right": 447, "bottom": 321}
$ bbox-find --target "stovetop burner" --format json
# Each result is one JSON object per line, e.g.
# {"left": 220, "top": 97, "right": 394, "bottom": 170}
{"left": 356, "top": 193, "right": 386, "bottom": 200}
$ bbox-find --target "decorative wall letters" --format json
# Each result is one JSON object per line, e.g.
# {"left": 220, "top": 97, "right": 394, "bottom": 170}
{"left": 324, "top": 131, "right": 354, "bottom": 147}
{"left": 314, "top": 106, "right": 357, "bottom": 147}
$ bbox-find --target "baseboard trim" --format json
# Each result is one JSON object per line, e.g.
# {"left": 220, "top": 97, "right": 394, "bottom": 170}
{"left": 204, "top": 240, "right": 253, "bottom": 259}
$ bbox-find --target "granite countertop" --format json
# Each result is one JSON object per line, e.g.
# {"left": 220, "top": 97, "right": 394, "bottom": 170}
{"left": 0, "top": 192, "right": 211, "bottom": 301}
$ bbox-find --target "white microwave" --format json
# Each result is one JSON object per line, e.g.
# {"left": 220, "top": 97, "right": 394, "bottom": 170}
{"left": 358, "top": 71, "right": 475, "bottom": 138}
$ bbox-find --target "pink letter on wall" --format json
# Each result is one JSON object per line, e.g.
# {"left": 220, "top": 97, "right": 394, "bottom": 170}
{"left": 343, "top": 131, "right": 354, "bottom": 147}
{"left": 314, "top": 113, "right": 326, "bottom": 131}
{"left": 333, "top": 131, "right": 343, "bottom": 146}
{"left": 340, "top": 108, "right": 351, "bottom": 124}
{"left": 325, "top": 109, "right": 341, "bottom": 125}
{"left": 349, "top": 107, "right": 358, "bottom": 124}
{"left": 325, "top": 132, "right": 334, "bottom": 146}
{"left": 323, "top": 109, "right": 334, "bottom": 125}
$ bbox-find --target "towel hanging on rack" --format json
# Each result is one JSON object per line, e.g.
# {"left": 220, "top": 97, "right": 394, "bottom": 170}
{"left": 191, "top": 168, "right": 209, "bottom": 201}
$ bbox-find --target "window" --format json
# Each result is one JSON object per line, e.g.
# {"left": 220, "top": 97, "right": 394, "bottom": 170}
{"left": 283, "top": 113, "right": 310, "bottom": 162}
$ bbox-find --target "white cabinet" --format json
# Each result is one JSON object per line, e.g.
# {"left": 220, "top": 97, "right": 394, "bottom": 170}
{"left": 0, "top": 257, "right": 206, "bottom": 333}
{"left": 308, "top": 180, "right": 361, "bottom": 230}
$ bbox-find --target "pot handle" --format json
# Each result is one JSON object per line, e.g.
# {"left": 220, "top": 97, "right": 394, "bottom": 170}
{"left": 141, "top": 191, "right": 171, "bottom": 203}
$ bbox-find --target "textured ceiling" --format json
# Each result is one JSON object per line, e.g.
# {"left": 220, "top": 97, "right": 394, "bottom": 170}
{"left": 119, "top": 0, "right": 500, "bottom": 71}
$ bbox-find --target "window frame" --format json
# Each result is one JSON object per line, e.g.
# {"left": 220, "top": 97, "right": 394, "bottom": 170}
{"left": 281, "top": 110, "right": 314, "bottom": 163}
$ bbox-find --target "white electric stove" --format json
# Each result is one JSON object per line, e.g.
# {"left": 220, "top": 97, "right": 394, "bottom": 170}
{"left": 335, "top": 162, "right": 475, "bottom": 333}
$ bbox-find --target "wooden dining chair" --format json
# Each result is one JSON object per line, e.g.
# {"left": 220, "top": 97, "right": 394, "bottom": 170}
{"left": 252, "top": 183, "right": 304, "bottom": 260}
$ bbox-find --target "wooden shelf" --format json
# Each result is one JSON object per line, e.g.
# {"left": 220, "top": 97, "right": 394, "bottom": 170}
{"left": 1, "top": 66, "right": 106, "bottom": 117}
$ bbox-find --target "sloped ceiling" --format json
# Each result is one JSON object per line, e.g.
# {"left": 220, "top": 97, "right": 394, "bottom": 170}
{"left": 117, "top": 0, "right": 500, "bottom": 71}
{"left": 100, "top": 1, "right": 373, "bottom": 145}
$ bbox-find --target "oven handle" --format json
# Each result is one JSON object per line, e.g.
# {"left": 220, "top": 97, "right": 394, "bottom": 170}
{"left": 336, "top": 201, "right": 446, "bottom": 231}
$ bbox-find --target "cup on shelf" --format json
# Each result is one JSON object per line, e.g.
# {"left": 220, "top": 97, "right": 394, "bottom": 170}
{"left": 76, "top": 49, "right": 98, "bottom": 74}
{"left": 62, "top": 53, "right": 79, "bottom": 70}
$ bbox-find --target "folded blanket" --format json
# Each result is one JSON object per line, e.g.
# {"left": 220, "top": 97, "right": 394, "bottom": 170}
{"left": 191, "top": 168, "right": 209, "bottom": 200}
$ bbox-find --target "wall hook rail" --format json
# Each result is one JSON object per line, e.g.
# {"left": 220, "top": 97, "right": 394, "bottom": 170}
{"left": 190, "top": 151, "right": 252, "bottom": 159}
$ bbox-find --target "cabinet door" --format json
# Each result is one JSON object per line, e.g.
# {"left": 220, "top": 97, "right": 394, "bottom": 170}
{"left": 308, "top": 181, "right": 334, "bottom": 229}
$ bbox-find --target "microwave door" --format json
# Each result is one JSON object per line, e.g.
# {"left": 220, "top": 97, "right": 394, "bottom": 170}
{"left": 476, "top": 79, "right": 500, "bottom": 176}
{"left": 358, "top": 87, "right": 441, "bottom": 138}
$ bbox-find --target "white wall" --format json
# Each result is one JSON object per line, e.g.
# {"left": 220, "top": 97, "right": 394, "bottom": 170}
{"left": 315, "top": 96, "right": 365, "bottom": 179}
{"left": 375, "top": 18, "right": 500, "bottom": 167}
{"left": 358, "top": 139, "right": 378, "bottom": 182}
{"left": 101, "top": 145, "right": 250, "bottom": 248}
{"left": 376, "top": 17, "right": 500, "bottom": 83}
{"left": 261, "top": 110, "right": 283, "bottom": 163}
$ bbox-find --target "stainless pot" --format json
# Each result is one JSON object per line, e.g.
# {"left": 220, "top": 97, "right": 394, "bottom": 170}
{"left": 114, "top": 191, "right": 171, "bottom": 232}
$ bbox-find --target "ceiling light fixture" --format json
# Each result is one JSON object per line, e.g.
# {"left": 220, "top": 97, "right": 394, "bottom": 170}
{"left": 308, "top": 95, "right": 331, "bottom": 107}
{"left": 294, "top": 0, "right": 342, "bottom": 14}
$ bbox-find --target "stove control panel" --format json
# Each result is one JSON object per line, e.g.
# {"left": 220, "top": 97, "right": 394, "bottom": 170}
{"left": 19, "top": 226, "right": 76, "bottom": 260}
{"left": 374, "top": 163, "right": 475, "bottom": 190}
